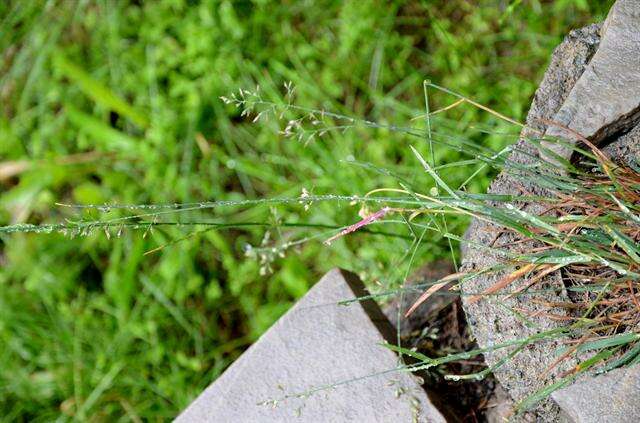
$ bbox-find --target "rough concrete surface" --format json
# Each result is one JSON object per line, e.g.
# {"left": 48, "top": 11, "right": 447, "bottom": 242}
{"left": 543, "top": 0, "right": 640, "bottom": 162}
{"left": 461, "top": 23, "right": 602, "bottom": 422}
{"left": 603, "top": 121, "right": 640, "bottom": 165}
{"left": 552, "top": 365, "right": 640, "bottom": 423}
{"left": 462, "top": 1, "right": 640, "bottom": 420}
{"left": 177, "top": 269, "right": 447, "bottom": 423}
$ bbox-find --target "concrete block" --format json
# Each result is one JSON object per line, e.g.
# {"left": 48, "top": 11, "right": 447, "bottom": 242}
{"left": 177, "top": 269, "right": 447, "bottom": 422}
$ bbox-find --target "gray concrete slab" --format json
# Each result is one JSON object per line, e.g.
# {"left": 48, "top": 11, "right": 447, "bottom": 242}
{"left": 176, "top": 269, "right": 446, "bottom": 423}
{"left": 542, "top": 0, "right": 640, "bottom": 163}
{"left": 552, "top": 365, "right": 640, "bottom": 423}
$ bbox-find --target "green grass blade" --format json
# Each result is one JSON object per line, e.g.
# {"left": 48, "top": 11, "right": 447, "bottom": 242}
{"left": 53, "top": 53, "right": 148, "bottom": 128}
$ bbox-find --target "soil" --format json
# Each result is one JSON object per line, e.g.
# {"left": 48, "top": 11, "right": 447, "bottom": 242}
{"left": 383, "top": 261, "right": 506, "bottom": 422}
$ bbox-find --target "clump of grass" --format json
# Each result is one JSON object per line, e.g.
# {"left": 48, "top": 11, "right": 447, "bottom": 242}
{"left": 518, "top": 158, "right": 640, "bottom": 329}
{"left": 9, "top": 78, "right": 638, "bottom": 416}
{"left": 404, "top": 127, "right": 640, "bottom": 413}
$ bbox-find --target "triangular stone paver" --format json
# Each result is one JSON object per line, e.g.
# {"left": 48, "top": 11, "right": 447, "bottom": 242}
{"left": 177, "top": 269, "right": 446, "bottom": 422}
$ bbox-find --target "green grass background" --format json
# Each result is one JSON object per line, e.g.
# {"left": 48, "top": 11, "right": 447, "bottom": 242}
{"left": 1, "top": 0, "right": 613, "bottom": 420}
